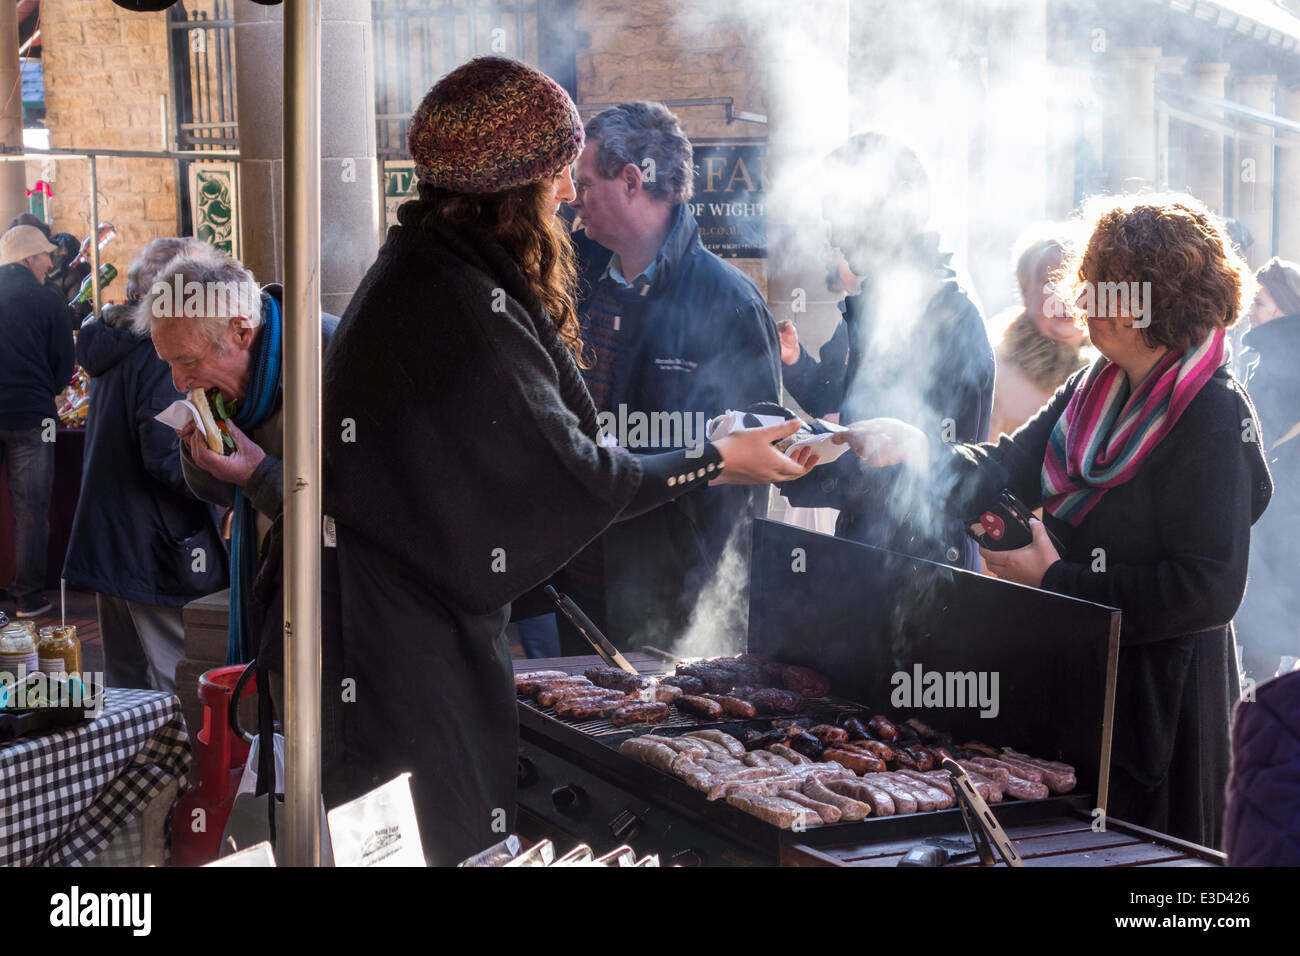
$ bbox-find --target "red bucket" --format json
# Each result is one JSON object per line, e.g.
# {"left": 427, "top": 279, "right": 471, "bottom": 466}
{"left": 172, "top": 664, "right": 258, "bottom": 866}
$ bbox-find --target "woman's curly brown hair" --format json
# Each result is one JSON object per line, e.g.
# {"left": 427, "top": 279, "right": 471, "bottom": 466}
{"left": 416, "top": 177, "right": 585, "bottom": 364}
{"left": 1068, "top": 193, "right": 1255, "bottom": 353}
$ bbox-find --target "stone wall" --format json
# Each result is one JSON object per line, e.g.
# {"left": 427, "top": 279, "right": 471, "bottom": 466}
{"left": 575, "top": 0, "right": 768, "bottom": 293}
{"left": 38, "top": 1, "right": 177, "bottom": 295}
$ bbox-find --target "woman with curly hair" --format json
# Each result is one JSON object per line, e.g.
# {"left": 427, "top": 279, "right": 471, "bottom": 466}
{"left": 815, "top": 194, "right": 1273, "bottom": 847}
{"left": 318, "top": 58, "right": 808, "bottom": 864}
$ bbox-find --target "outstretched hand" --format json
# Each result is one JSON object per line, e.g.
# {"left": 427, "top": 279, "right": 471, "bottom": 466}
{"left": 831, "top": 417, "right": 930, "bottom": 470}
{"left": 711, "top": 419, "right": 816, "bottom": 485}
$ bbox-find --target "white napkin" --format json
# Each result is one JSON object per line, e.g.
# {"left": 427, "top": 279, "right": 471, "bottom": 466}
{"left": 706, "top": 410, "right": 849, "bottom": 465}
{"left": 155, "top": 398, "right": 215, "bottom": 445}
{"left": 786, "top": 431, "right": 851, "bottom": 465}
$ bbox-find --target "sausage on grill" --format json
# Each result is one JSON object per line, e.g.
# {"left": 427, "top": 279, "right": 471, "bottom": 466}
{"left": 684, "top": 730, "right": 746, "bottom": 757}
{"left": 802, "top": 777, "right": 871, "bottom": 821}
{"left": 610, "top": 702, "right": 671, "bottom": 726}
{"left": 868, "top": 716, "right": 902, "bottom": 742}
{"left": 677, "top": 695, "right": 724, "bottom": 719}
{"left": 823, "top": 748, "right": 887, "bottom": 774}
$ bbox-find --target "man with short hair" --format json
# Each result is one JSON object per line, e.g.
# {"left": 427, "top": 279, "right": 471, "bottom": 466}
{"left": 541, "top": 101, "right": 781, "bottom": 651}
{"left": 140, "top": 253, "right": 338, "bottom": 667}
{"left": 0, "top": 225, "right": 74, "bottom": 618}
{"left": 63, "top": 238, "right": 229, "bottom": 691}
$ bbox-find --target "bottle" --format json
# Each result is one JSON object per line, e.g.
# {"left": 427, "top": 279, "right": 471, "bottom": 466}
{"left": 70, "top": 222, "right": 117, "bottom": 268}
{"left": 0, "top": 621, "right": 39, "bottom": 684}
{"left": 69, "top": 263, "right": 118, "bottom": 307}
{"left": 37, "top": 625, "right": 82, "bottom": 680}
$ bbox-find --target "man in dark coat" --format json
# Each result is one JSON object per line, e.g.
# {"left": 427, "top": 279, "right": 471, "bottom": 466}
{"left": 63, "top": 238, "right": 229, "bottom": 691}
{"left": 779, "top": 134, "right": 995, "bottom": 573}
{"left": 532, "top": 102, "right": 780, "bottom": 652}
{"left": 0, "top": 224, "right": 73, "bottom": 619}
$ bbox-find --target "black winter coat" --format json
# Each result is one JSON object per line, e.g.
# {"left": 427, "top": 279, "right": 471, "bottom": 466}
{"left": 320, "top": 199, "right": 715, "bottom": 864}
{"left": 1236, "top": 314, "right": 1300, "bottom": 658}
{"left": 569, "top": 205, "right": 781, "bottom": 647}
{"left": 940, "top": 364, "right": 1272, "bottom": 848}
{"left": 781, "top": 234, "right": 994, "bottom": 571}
{"left": 0, "top": 263, "right": 75, "bottom": 430}
{"left": 62, "top": 320, "right": 228, "bottom": 605}
{"left": 1223, "top": 669, "right": 1300, "bottom": 865}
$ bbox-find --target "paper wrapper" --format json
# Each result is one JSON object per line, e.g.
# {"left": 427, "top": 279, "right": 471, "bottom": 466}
{"left": 154, "top": 397, "right": 217, "bottom": 446}
{"left": 706, "top": 410, "right": 850, "bottom": 466}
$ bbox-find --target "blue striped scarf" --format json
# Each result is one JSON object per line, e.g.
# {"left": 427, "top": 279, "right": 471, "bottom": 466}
{"left": 227, "top": 293, "right": 282, "bottom": 664}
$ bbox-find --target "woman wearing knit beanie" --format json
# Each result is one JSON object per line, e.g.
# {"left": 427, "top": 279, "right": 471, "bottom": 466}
{"left": 317, "top": 57, "right": 809, "bottom": 864}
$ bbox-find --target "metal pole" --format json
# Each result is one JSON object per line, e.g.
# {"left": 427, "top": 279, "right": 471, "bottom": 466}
{"left": 88, "top": 156, "right": 101, "bottom": 317}
{"left": 282, "top": 0, "right": 323, "bottom": 867}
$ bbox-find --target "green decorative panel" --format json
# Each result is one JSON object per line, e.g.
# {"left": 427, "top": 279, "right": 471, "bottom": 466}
{"left": 189, "top": 161, "right": 240, "bottom": 257}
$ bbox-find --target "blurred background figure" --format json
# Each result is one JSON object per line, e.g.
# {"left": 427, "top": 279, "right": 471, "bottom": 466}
{"left": 779, "top": 132, "right": 994, "bottom": 572}
{"left": 0, "top": 224, "right": 73, "bottom": 620}
{"left": 62, "top": 238, "right": 229, "bottom": 691}
{"left": 988, "top": 227, "right": 1093, "bottom": 439}
{"left": 1235, "top": 258, "right": 1300, "bottom": 683}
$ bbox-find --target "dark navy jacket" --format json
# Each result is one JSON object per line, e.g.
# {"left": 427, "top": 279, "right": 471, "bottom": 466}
{"left": 1225, "top": 669, "right": 1300, "bottom": 865}
{"left": 0, "top": 263, "right": 75, "bottom": 430}
{"left": 62, "top": 317, "right": 228, "bottom": 606}
{"left": 781, "top": 233, "right": 994, "bottom": 571}
{"left": 573, "top": 204, "right": 781, "bottom": 647}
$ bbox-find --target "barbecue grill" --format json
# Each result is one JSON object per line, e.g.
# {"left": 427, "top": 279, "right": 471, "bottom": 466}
{"left": 515, "top": 520, "right": 1221, "bottom": 866}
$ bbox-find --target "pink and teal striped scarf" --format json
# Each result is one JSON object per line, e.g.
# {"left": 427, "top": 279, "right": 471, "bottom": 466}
{"left": 1042, "top": 328, "right": 1225, "bottom": 526}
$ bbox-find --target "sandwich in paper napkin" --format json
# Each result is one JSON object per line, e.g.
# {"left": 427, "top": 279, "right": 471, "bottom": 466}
{"left": 154, "top": 397, "right": 210, "bottom": 441}
{"left": 706, "top": 409, "right": 849, "bottom": 465}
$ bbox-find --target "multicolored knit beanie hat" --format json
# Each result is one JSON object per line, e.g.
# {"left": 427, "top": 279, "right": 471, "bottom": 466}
{"left": 408, "top": 56, "right": 584, "bottom": 194}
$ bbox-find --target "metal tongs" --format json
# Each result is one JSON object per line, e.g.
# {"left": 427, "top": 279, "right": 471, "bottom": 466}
{"left": 941, "top": 757, "right": 1024, "bottom": 867}
{"left": 545, "top": 586, "right": 638, "bottom": 675}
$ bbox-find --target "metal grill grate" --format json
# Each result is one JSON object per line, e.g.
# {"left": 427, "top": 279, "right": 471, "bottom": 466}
{"left": 519, "top": 693, "right": 869, "bottom": 738}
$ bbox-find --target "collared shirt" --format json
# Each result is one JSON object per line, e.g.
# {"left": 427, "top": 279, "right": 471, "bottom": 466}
{"left": 604, "top": 253, "right": 658, "bottom": 291}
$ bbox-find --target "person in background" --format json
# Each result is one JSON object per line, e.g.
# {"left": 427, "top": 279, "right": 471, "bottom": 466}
{"left": 823, "top": 194, "right": 1272, "bottom": 847}
{"left": 775, "top": 249, "right": 859, "bottom": 421}
{"left": 1223, "top": 667, "right": 1300, "bottom": 865}
{"left": 987, "top": 228, "right": 1093, "bottom": 439}
{"left": 0, "top": 225, "right": 73, "bottom": 619}
{"left": 1234, "top": 258, "right": 1300, "bottom": 682}
{"left": 63, "top": 238, "right": 229, "bottom": 691}
{"left": 523, "top": 100, "right": 782, "bottom": 653}
{"left": 779, "top": 132, "right": 994, "bottom": 572}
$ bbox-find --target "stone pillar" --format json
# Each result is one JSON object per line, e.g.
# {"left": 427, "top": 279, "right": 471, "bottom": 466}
{"left": 0, "top": 3, "right": 27, "bottom": 226}
{"left": 1103, "top": 47, "right": 1162, "bottom": 192}
{"left": 1183, "top": 62, "right": 1231, "bottom": 212}
{"left": 1156, "top": 57, "right": 1187, "bottom": 190}
{"left": 233, "top": 0, "right": 379, "bottom": 315}
{"left": 762, "top": 0, "right": 851, "bottom": 414}
{"left": 1276, "top": 84, "right": 1300, "bottom": 260}
{"left": 1233, "top": 74, "right": 1277, "bottom": 268}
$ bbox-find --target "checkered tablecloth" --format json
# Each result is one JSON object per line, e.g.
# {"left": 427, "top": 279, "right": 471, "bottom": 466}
{"left": 0, "top": 688, "right": 191, "bottom": 867}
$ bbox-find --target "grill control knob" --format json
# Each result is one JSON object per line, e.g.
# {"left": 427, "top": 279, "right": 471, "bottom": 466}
{"left": 671, "top": 848, "right": 705, "bottom": 867}
{"left": 551, "top": 784, "right": 590, "bottom": 816}
{"left": 609, "top": 809, "right": 642, "bottom": 842}
{"left": 517, "top": 756, "right": 538, "bottom": 788}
